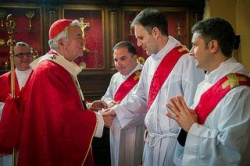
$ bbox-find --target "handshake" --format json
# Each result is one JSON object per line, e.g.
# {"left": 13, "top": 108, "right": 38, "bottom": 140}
{"left": 88, "top": 100, "right": 119, "bottom": 128}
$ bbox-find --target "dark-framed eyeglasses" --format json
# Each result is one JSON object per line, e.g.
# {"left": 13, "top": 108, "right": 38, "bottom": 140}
{"left": 14, "top": 52, "right": 33, "bottom": 58}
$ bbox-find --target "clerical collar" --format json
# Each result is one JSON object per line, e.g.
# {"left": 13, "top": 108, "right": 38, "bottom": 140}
{"left": 15, "top": 68, "right": 32, "bottom": 75}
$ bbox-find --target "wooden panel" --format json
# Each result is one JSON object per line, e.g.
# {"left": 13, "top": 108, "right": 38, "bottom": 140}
{"left": 0, "top": 4, "right": 43, "bottom": 70}
{"left": 78, "top": 74, "right": 112, "bottom": 102}
{"left": 62, "top": 5, "right": 107, "bottom": 70}
{"left": 121, "top": 7, "right": 190, "bottom": 61}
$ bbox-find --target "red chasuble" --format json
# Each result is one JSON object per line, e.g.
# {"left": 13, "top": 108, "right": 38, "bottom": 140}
{"left": 147, "top": 45, "right": 188, "bottom": 111}
{"left": 114, "top": 70, "right": 142, "bottom": 102}
{"left": 195, "top": 73, "right": 250, "bottom": 124}
{"left": 18, "top": 60, "right": 97, "bottom": 166}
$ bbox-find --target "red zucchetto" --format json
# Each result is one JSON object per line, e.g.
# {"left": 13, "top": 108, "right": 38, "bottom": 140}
{"left": 49, "top": 19, "right": 73, "bottom": 39}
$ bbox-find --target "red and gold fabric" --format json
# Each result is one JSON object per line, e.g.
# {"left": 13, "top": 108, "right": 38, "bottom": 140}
{"left": 147, "top": 45, "right": 188, "bottom": 111}
{"left": 195, "top": 73, "right": 250, "bottom": 124}
{"left": 114, "top": 70, "right": 142, "bottom": 102}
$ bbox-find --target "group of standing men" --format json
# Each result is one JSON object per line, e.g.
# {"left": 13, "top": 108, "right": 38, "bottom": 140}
{"left": 0, "top": 7, "right": 250, "bottom": 166}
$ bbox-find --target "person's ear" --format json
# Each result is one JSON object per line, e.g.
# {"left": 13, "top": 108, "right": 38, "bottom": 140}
{"left": 208, "top": 40, "right": 219, "bottom": 54}
{"left": 152, "top": 27, "right": 160, "bottom": 38}
{"left": 133, "top": 55, "right": 137, "bottom": 61}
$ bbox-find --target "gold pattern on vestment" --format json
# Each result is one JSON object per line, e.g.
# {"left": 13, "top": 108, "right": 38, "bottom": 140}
{"left": 222, "top": 73, "right": 247, "bottom": 89}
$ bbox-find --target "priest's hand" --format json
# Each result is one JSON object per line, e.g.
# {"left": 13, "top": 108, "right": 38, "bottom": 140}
{"left": 103, "top": 115, "right": 115, "bottom": 128}
{"left": 101, "top": 108, "right": 116, "bottom": 116}
{"left": 108, "top": 101, "right": 120, "bottom": 108}
{"left": 89, "top": 100, "right": 108, "bottom": 111}
{"left": 166, "top": 95, "right": 198, "bottom": 132}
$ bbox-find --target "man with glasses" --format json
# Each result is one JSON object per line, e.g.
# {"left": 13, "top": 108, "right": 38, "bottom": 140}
{"left": 0, "top": 41, "right": 33, "bottom": 166}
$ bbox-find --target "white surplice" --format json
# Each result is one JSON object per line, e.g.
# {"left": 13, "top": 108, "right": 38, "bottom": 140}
{"left": 112, "top": 36, "right": 205, "bottom": 166}
{"left": 102, "top": 63, "right": 145, "bottom": 166}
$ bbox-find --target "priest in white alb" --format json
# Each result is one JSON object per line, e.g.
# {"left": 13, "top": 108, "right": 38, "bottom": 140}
{"left": 89, "top": 41, "right": 145, "bottom": 166}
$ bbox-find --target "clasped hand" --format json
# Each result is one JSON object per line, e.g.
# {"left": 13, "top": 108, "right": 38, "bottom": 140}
{"left": 166, "top": 95, "right": 198, "bottom": 132}
{"left": 101, "top": 108, "right": 117, "bottom": 128}
{"left": 89, "top": 100, "right": 108, "bottom": 112}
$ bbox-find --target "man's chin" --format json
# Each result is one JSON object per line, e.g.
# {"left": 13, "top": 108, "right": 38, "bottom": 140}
{"left": 19, "top": 67, "right": 30, "bottom": 71}
{"left": 119, "top": 71, "right": 127, "bottom": 75}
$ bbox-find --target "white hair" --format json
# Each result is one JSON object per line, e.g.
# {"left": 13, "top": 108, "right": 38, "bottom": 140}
{"left": 48, "top": 20, "right": 80, "bottom": 50}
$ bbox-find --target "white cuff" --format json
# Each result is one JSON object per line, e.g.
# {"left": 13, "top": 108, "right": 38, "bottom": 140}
{"left": 0, "top": 102, "right": 5, "bottom": 121}
{"left": 86, "top": 102, "right": 92, "bottom": 110}
{"left": 94, "top": 112, "right": 104, "bottom": 138}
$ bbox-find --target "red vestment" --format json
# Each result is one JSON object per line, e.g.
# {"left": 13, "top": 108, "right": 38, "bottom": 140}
{"left": 195, "top": 73, "right": 250, "bottom": 124}
{"left": 147, "top": 45, "right": 188, "bottom": 111}
{"left": 0, "top": 71, "right": 20, "bottom": 102}
{"left": 18, "top": 60, "right": 97, "bottom": 166}
{"left": 0, "top": 71, "right": 26, "bottom": 154}
{"left": 177, "top": 73, "right": 250, "bottom": 147}
{"left": 114, "top": 70, "right": 142, "bottom": 102}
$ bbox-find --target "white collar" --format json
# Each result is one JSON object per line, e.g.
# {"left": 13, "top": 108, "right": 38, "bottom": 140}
{"left": 30, "top": 50, "right": 82, "bottom": 77}
{"left": 121, "top": 63, "right": 143, "bottom": 79}
{"left": 15, "top": 68, "right": 32, "bottom": 75}
{"left": 151, "top": 36, "right": 181, "bottom": 60}
{"left": 205, "top": 58, "right": 249, "bottom": 84}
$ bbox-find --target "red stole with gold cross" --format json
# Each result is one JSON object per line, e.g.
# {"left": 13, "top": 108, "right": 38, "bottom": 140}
{"left": 195, "top": 73, "right": 250, "bottom": 124}
{"left": 147, "top": 45, "right": 188, "bottom": 111}
{"left": 114, "top": 70, "right": 142, "bottom": 102}
{"left": 177, "top": 73, "right": 250, "bottom": 147}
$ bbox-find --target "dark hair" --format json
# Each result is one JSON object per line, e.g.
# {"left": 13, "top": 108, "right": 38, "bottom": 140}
{"left": 14, "top": 42, "right": 31, "bottom": 54}
{"left": 131, "top": 8, "right": 168, "bottom": 36}
{"left": 113, "top": 41, "right": 137, "bottom": 56}
{"left": 192, "top": 17, "right": 236, "bottom": 57}
{"left": 15, "top": 41, "right": 30, "bottom": 48}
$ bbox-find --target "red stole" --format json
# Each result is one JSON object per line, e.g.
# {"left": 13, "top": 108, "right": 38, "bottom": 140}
{"left": 147, "top": 45, "right": 188, "bottom": 111}
{"left": 195, "top": 73, "right": 250, "bottom": 124}
{"left": 114, "top": 70, "right": 142, "bottom": 102}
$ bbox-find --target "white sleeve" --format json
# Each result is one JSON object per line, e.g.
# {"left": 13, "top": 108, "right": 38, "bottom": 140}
{"left": 0, "top": 102, "right": 5, "bottom": 120}
{"left": 114, "top": 69, "right": 147, "bottom": 129}
{"left": 94, "top": 112, "right": 104, "bottom": 138}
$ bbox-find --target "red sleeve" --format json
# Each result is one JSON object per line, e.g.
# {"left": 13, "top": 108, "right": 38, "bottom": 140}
{"left": 0, "top": 71, "right": 20, "bottom": 102}
{"left": 0, "top": 72, "right": 11, "bottom": 102}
